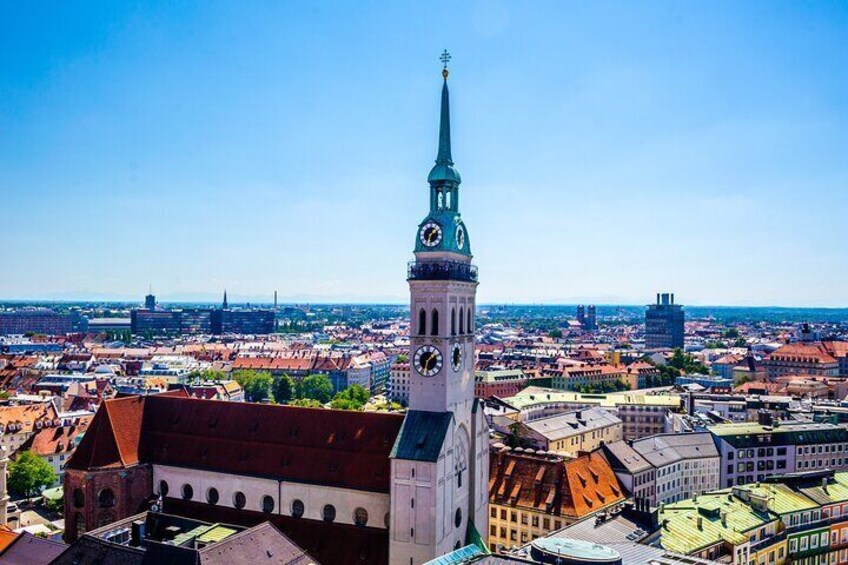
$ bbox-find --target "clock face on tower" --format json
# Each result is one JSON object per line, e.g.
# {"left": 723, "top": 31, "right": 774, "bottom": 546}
{"left": 420, "top": 222, "right": 443, "bottom": 247}
{"left": 414, "top": 345, "right": 443, "bottom": 377}
{"left": 455, "top": 225, "right": 465, "bottom": 250}
{"left": 451, "top": 343, "right": 463, "bottom": 371}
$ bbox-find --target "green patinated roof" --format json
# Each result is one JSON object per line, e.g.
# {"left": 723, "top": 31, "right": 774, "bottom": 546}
{"left": 791, "top": 473, "right": 848, "bottom": 507}
{"left": 744, "top": 483, "right": 819, "bottom": 515}
{"left": 659, "top": 472, "right": 848, "bottom": 556}
{"left": 428, "top": 79, "right": 461, "bottom": 184}
{"left": 390, "top": 410, "right": 452, "bottom": 462}
{"left": 170, "top": 522, "right": 238, "bottom": 547}
{"left": 415, "top": 73, "right": 472, "bottom": 257}
{"left": 504, "top": 387, "right": 682, "bottom": 411}
{"left": 196, "top": 524, "right": 238, "bottom": 543}
{"left": 660, "top": 490, "right": 776, "bottom": 554}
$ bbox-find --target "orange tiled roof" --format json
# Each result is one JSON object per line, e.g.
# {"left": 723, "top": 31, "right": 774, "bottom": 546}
{"left": 766, "top": 343, "right": 838, "bottom": 364}
{"left": 489, "top": 450, "right": 624, "bottom": 520}
{"left": 0, "top": 526, "right": 19, "bottom": 553}
{"left": 23, "top": 415, "right": 92, "bottom": 456}
{"left": 0, "top": 404, "right": 60, "bottom": 434}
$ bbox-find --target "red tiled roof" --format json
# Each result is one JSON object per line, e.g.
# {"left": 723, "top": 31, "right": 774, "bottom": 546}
{"left": 766, "top": 343, "right": 838, "bottom": 364}
{"left": 24, "top": 416, "right": 92, "bottom": 456}
{"left": 489, "top": 450, "right": 624, "bottom": 520}
{"left": 69, "top": 392, "right": 404, "bottom": 493}
{"left": 141, "top": 396, "right": 403, "bottom": 492}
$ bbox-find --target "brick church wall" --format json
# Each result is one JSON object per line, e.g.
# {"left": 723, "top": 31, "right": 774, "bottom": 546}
{"left": 63, "top": 464, "right": 153, "bottom": 542}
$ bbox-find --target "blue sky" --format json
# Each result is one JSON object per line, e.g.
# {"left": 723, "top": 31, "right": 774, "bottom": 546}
{"left": 2, "top": 1, "right": 847, "bottom": 306}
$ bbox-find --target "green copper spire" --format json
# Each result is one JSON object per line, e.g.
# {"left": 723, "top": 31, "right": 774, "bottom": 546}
{"left": 428, "top": 51, "right": 461, "bottom": 185}
{"left": 415, "top": 52, "right": 471, "bottom": 256}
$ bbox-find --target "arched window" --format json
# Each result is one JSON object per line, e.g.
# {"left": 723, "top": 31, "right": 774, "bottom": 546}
{"left": 206, "top": 487, "right": 219, "bottom": 505}
{"left": 354, "top": 507, "right": 368, "bottom": 527}
{"left": 467, "top": 307, "right": 472, "bottom": 333}
{"left": 451, "top": 308, "right": 456, "bottom": 336}
{"left": 98, "top": 488, "right": 115, "bottom": 508}
{"left": 158, "top": 480, "right": 169, "bottom": 497}
{"left": 322, "top": 504, "right": 336, "bottom": 523}
{"left": 233, "top": 491, "right": 246, "bottom": 509}
{"left": 181, "top": 484, "right": 193, "bottom": 501}
{"left": 73, "top": 488, "right": 85, "bottom": 508}
{"left": 262, "top": 495, "right": 275, "bottom": 514}
{"left": 445, "top": 190, "right": 452, "bottom": 209}
{"left": 455, "top": 507, "right": 462, "bottom": 528}
{"left": 418, "top": 309, "right": 426, "bottom": 336}
{"left": 459, "top": 307, "right": 465, "bottom": 334}
{"left": 291, "top": 499, "right": 305, "bottom": 518}
{"left": 431, "top": 309, "right": 439, "bottom": 336}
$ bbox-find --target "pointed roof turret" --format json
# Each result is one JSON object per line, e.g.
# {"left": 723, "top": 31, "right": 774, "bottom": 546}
{"left": 223, "top": 290, "right": 228, "bottom": 310}
{"left": 428, "top": 51, "right": 461, "bottom": 185}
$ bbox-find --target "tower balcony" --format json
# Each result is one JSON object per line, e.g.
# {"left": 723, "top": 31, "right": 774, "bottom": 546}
{"left": 407, "top": 260, "right": 478, "bottom": 283}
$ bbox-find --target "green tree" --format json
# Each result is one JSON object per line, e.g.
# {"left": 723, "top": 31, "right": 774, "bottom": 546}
{"left": 667, "top": 348, "right": 709, "bottom": 375}
{"left": 289, "top": 398, "right": 324, "bottom": 408}
{"left": 330, "top": 384, "right": 370, "bottom": 411}
{"left": 234, "top": 370, "right": 274, "bottom": 402}
{"left": 722, "top": 328, "right": 740, "bottom": 339}
{"left": 188, "top": 369, "right": 226, "bottom": 382}
{"left": 273, "top": 374, "right": 295, "bottom": 404}
{"left": 297, "top": 374, "right": 334, "bottom": 403}
{"left": 547, "top": 329, "right": 563, "bottom": 339}
{"left": 9, "top": 451, "right": 55, "bottom": 497}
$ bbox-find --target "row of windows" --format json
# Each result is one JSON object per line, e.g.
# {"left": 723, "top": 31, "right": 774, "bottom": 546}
{"left": 417, "top": 307, "right": 474, "bottom": 336}
{"left": 731, "top": 460, "right": 787, "bottom": 474}
{"left": 790, "top": 531, "right": 830, "bottom": 553}
{"left": 160, "top": 480, "right": 371, "bottom": 526}
{"left": 489, "top": 507, "right": 561, "bottom": 530}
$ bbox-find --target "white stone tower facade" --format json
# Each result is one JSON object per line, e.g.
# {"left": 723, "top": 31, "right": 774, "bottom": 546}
{"left": 389, "top": 55, "right": 489, "bottom": 565}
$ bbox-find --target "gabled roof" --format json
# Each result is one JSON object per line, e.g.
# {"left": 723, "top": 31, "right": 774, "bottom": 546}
{"left": 390, "top": 410, "right": 452, "bottom": 462}
{"left": 69, "top": 391, "right": 405, "bottom": 493}
{"left": 489, "top": 450, "right": 624, "bottom": 519}
{"left": 0, "top": 532, "right": 67, "bottom": 564}
{"left": 603, "top": 440, "right": 653, "bottom": 474}
{"left": 67, "top": 396, "right": 146, "bottom": 469}
{"left": 22, "top": 415, "right": 91, "bottom": 456}
{"left": 141, "top": 395, "right": 403, "bottom": 492}
{"left": 629, "top": 432, "right": 719, "bottom": 467}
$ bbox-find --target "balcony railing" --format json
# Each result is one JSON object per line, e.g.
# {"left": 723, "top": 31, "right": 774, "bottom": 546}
{"left": 408, "top": 260, "right": 478, "bottom": 283}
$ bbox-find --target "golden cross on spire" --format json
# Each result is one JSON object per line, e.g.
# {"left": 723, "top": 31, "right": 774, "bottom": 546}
{"left": 440, "top": 50, "right": 451, "bottom": 79}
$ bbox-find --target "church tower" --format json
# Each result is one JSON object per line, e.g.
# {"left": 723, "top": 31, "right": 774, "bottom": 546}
{"left": 389, "top": 52, "right": 489, "bottom": 564}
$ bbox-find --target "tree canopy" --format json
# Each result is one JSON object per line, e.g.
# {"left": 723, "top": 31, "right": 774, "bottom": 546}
{"left": 330, "top": 384, "right": 370, "bottom": 410}
{"left": 296, "top": 374, "right": 334, "bottom": 404}
{"left": 289, "top": 398, "right": 324, "bottom": 408}
{"left": 233, "top": 370, "right": 274, "bottom": 402}
{"left": 273, "top": 374, "right": 295, "bottom": 404}
{"left": 9, "top": 451, "right": 55, "bottom": 497}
